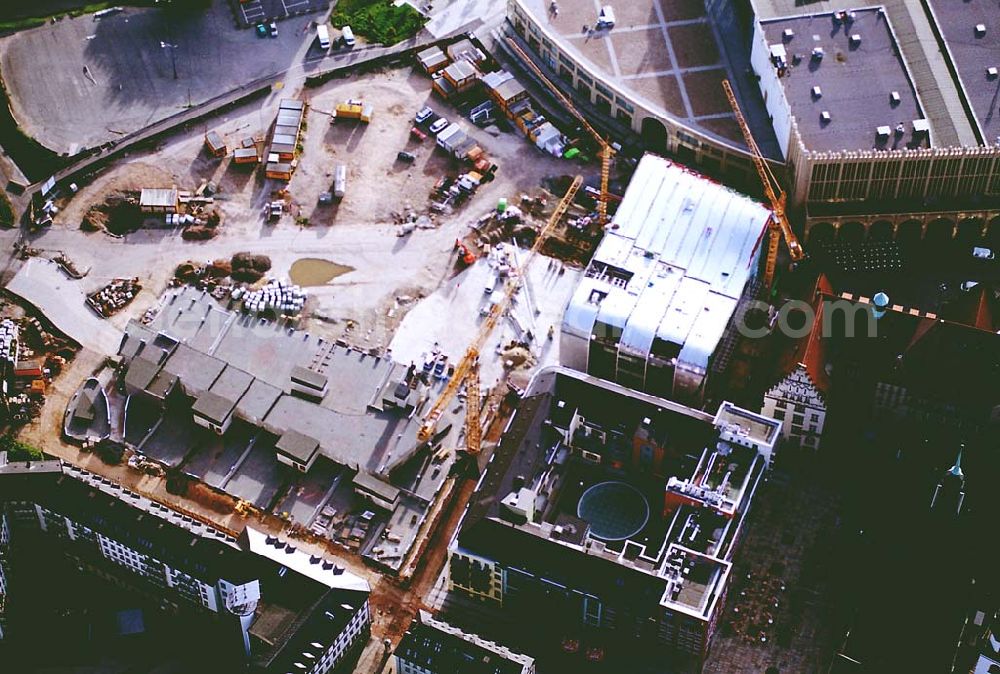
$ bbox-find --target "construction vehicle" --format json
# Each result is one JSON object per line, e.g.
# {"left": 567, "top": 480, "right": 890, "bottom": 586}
{"left": 721, "top": 79, "right": 804, "bottom": 289}
{"left": 332, "top": 99, "right": 373, "bottom": 123}
{"left": 418, "top": 175, "right": 584, "bottom": 451}
{"left": 505, "top": 37, "right": 614, "bottom": 226}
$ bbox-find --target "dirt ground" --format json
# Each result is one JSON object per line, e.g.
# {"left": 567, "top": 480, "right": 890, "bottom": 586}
{"left": 36, "top": 64, "right": 577, "bottom": 352}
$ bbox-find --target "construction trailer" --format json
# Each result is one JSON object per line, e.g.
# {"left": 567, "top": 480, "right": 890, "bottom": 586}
{"left": 441, "top": 60, "right": 479, "bottom": 93}
{"left": 332, "top": 100, "right": 373, "bottom": 123}
{"left": 139, "top": 188, "right": 178, "bottom": 214}
{"left": 265, "top": 162, "right": 293, "bottom": 181}
{"left": 481, "top": 70, "right": 528, "bottom": 114}
{"left": 446, "top": 38, "right": 486, "bottom": 66}
{"left": 267, "top": 98, "right": 305, "bottom": 165}
{"left": 233, "top": 147, "right": 259, "bottom": 164}
{"left": 416, "top": 46, "right": 449, "bottom": 74}
{"left": 204, "top": 131, "right": 227, "bottom": 157}
{"left": 431, "top": 73, "right": 456, "bottom": 99}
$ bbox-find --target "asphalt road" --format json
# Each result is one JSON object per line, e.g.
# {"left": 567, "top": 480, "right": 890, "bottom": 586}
{"left": 0, "top": 2, "right": 319, "bottom": 155}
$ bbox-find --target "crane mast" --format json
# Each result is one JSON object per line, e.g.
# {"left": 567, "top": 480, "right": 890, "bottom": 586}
{"left": 721, "top": 79, "right": 803, "bottom": 288}
{"left": 505, "top": 37, "right": 614, "bottom": 226}
{"left": 417, "top": 176, "right": 585, "bottom": 449}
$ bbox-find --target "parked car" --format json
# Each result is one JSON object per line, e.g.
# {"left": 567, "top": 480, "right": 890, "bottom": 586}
{"left": 397, "top": 151, "right": 416, "bottom": 163}
{"left": 255, "top": 23, "right": 268, "bottom": 38}
{"left": 429, "top": 117, "right": 449, "bottom": 135}
{"left": 972, "top": 246, "right": 995, "bottom": 260}
{"left": 341, "top": 25, "right": 355, "bottom": 47}
{"left": 410, "top": 126, "right": 428, "bottom": 142}
{"left": 961, "top": 281, "right": 980, "bottom": 291}
{"left": 415, "top": 107, "right": 434, "bottom": 124}
{"left": 268, "top": 21, "right": 278, "bottom": 38}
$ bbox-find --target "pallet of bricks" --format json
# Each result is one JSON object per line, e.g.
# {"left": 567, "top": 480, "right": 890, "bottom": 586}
{"left": 86, "top": 278, "right": 141, "bottom": 318}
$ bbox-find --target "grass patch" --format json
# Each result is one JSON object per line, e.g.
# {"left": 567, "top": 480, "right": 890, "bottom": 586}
{"left": 330, "top": 0, "right": 427, "bottom": 46}
{"left": 0, "top": 434, "right": 45, "bottom": 462}
{"left": 0, "top": 191, "right": 14, "bottom": 227}
{"left": 0, "top": 2, "right": 152, "bottom": 34}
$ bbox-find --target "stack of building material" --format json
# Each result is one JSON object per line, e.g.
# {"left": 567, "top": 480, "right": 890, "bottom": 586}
{"left": 239, "top": 280, "right": 307, "bottom": 316}
{"left": 86, "top": 278, "right": 142, "bottom": 318}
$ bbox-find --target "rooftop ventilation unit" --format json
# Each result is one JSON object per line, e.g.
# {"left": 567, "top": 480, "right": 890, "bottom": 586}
{"left": 811, "top": 85, "right": 822, "bottom": 99}
{"left": 988, "top": 67, "right": 999, "bottom": 80}
{"left": 812, "top": 47, "right": 825, "bottom": 61}
{"left": 975, "top": 24, "right": 986, "bottom": 38}
{"left": 820, "top": 111, "right": 832, "bottom": 123}
{"left": 890, "top": 91, "right": 901, "bottom": 105}
{"left": 912, "top": 119, "right": 930, "bottom": 135}
{"left": 850, "top": 34, "right": 861, "bottom": 47}
{"left": 877, "top": 126, "right": 891, "bottom": 139}
{"left": 782, "top": 28, "right": 794, "bottom": 41}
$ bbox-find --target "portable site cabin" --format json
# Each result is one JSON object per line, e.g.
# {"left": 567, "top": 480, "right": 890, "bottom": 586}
{"left": 266, "top": 162, "right": 293, "bottom": 181}
{"left": 139, "top": 188, "right": 179, "bottom": 214}
{"left": 441, "top": 60, "right": 479, "bottom": 93}
{"left": 204, "top": 131, "right": 227, "bottom": 157}
{"left": 270, "top": 135, "right": 297, "bottom": 160}
{"left": 416, "top": 46, "right": 449, "bottom": 74}
{"left": 233, "top": 147, "right": 259, "bottom": 164}
{"left": 491, "top": 78, "right": 528, "bottom": 114}
{"left": 446, "top": 38, "right": 486, "bottom": 66}
{"left": 431, "top": 73, "right": 456, "bottom": 99}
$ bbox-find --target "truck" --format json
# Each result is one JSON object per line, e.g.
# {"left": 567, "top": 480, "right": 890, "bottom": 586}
{"left": 333, "top": 99, "right": 373, "bottom": 123}
{"left": 334, "top": 164, "right": 347, "bottom": 199}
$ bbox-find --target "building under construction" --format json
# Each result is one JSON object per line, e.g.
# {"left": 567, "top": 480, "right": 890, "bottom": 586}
{"left": 560, "top": 154, "right": 771, "bottom": 405}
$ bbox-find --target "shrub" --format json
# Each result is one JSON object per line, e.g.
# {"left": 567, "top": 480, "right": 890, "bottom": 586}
{"left": 330, "top": 0, "right": 427, "bottom": 46}
{"left": 0, "top": 434, "right": 44, "bottom": 461}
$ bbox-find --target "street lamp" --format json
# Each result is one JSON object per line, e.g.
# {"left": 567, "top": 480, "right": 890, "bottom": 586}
{"left": 160, "top": 41, "right": 178, "bottom": 79}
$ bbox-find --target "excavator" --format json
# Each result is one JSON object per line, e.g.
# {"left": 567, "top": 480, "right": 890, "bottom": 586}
{"left": 505, "top": 37, "right": 614, "bottom": 227}
{"left": 416, "top": 176, "right": 585, "bottom": 453}
{"left": 722, "top": 79, "right": 804, "bottom": 289}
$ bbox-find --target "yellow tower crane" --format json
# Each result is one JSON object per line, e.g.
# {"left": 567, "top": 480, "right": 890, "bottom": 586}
{"left": 417, "top": 176, "right": 585, "bottom": 452}
{"left": 722, "top": 79, "right": 804, "bottom": 288}
{"left": 505, "top": 37, "right": 614, "bottom": 226}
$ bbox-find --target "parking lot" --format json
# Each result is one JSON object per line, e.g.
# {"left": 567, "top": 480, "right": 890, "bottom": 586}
{"left": 0, "top": 2, "right": 315, "bottom": 155}
{"left": 236, "top": 0, "right": 331, "bottom": 27}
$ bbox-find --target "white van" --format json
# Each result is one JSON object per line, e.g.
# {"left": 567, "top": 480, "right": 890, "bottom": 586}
{"left": 317, "top": 24, "right": 331, "bottom": 50}
{"left": 341, "top": 25, "right": 355, "bottom": 47}
{"left": 484, "top": 270, "right": 499, "bottom": 294}
{"left": 334, "top": 164, "right": 347, "bottom": 199}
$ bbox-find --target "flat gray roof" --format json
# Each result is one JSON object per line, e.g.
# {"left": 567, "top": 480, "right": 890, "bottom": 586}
{"left": 928, "top": 0, "right": 1000, "bottom": 142}
{"left": 161, "top": 343, "right": 226, "bottom": 398}
{"left": 275, "top": 430, "right": 320, "bottom": 463}
{"left": 125, "top": 286, "right": 459, "bottom": 474}
{"left": 760, "top": 9, "right": 926, "bottom": 152}
{"left": 209, "top": 365, "right": 254, "bottom": 402}
{"left": 139, "top": 188, "right": 177, "bottom": 207}
{"left": 236, "top": 379, "right": 283, "bottom": 425}
{"left": 352, "top": 470, "right": 400, "bottom": 504}
{"left": 290, "top": 365, "right": 327, "bottom": 391}
{"left": 124, "top": 355, "right": 160, "bottom": 392}
{"left": 192, "top": 390, "right": 237, "bottom": 424}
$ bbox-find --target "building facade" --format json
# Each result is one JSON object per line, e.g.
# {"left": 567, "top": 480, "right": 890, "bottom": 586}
{"left": 448, "top": 368, "right": 780, "bottom": 668}
{"left": 0, "top": 453, "right": 371, "bottom": 674}
{"left": 504, "top": 0, "right": 761, "bottom": 184}
{"left": 395, "top": 610, "right": 535, "bottom": 674}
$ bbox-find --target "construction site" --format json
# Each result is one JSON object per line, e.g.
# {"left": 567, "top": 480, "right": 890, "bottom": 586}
{"left": 0, "top": 27, "right": 646, "bottom": 673}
